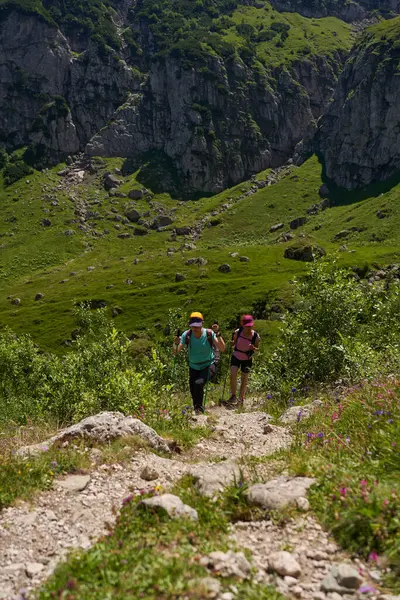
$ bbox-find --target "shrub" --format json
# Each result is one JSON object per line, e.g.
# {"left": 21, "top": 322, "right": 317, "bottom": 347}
{"left": 0, "top": 305, "right": 172, "bottom": 426}
{"left": 3, "top": 160, "right": 33, "bottom": 185}
{"left": 253, "top": 258, "right": 400, "bottom": 396}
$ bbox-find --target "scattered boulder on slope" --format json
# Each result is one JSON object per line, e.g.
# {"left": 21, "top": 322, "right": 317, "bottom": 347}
{"left": 141, "top": 494, "right": 198, "bottom": 520}
{"left": 280, "top": 399, "right": 323, "bottom": 424}
{"left": 284, "top": 245, "right": 326, "bottom": 262}
{"left": 247, "top": 476, "right": 316, "bottom": 509}
{"left": 17, "top": 411, "right": 171, "bottom": 456}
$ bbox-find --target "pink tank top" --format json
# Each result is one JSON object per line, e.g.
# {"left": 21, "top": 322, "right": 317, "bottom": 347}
{"left": 233, "top": 329, "right": 256, "bottom": 360}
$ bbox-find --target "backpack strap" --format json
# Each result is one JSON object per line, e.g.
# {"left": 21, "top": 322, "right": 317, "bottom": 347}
{"left": 185, "top": 329, "right": 213, "bottom": 348}
{"left": 233, "top": 327, "right": 243, "bottom": 353}
{"left": 184, "top": 329, "right": 191, "bottom": 346}
{"left": 234, "top": 327, "right": 258, "bottom": 357}
{"left": 206, "top": 328, "right": 213, "bottom": 348}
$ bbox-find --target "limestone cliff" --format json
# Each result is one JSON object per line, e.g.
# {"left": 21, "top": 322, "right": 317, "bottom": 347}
{"left": 0, "top": 10, "right": 134, "bottom": 166}
{"left": 313, "top": 17, "right": 400, "bottom": 190}
{"left": 86, "top": 52, "right": 344, "bottom": 197}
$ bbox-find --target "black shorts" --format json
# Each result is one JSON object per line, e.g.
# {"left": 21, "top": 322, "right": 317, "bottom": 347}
{"left": 231, "top": 355, "right": 253, "bottom": 373}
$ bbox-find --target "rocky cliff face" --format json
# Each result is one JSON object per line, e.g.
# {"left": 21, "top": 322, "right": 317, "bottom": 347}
{"left": 1, "top": 0, "right": 398, "bottom": 197}
{"left": 0, "top": 10, "right": 134, "bottom": 165}
{"left": 86, "top": 51, "right": 343, "bottom": 197}
{"left": 313, "top": 17, "right": 400, "bottom": 190}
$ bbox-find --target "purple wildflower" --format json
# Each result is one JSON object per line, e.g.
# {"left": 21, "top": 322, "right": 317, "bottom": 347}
{"left": 317, "top": 432, "right": 324, "bottom": 438}
{"left": 359, "top": 585, "right": 377, "bottom": 594}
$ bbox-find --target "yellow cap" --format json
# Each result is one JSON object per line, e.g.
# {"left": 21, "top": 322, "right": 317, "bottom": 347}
{"left": 190, "top": 311, "right": 204, "bottom": 320}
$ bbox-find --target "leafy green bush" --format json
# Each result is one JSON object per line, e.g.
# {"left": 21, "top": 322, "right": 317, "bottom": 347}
{"left": 3, "top": 159, "right": 33, "bottom": 185}
{"left": 253, "top": 258, "right": 400, "bottom": 396}
{"left": 0, "top": 304, "right": 172, "bottom": 426}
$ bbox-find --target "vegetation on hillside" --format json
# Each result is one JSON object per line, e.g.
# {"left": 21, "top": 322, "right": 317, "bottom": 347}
{"left": 283, "top": 379, "right": 400, "bottom": 588}
{"left": 254, "top": 258, "right": 400, "bottom": 395}
{"left": 0, "top": 155, "right": 400, "bottom": 349}
{"left": 127, "top": 0, "right": 351, "bottom": 69}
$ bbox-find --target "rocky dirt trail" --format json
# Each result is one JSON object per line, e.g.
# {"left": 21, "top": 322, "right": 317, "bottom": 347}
{"left": 0, "top": 404, "right": 392, "bottom": 600}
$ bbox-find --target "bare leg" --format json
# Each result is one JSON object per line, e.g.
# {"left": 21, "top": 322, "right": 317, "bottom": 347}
{"left": 239, "top": 372, "right": 249, "bottom": 403}
{"left": 230, "top": 366, "right": 239, "bottom": 399}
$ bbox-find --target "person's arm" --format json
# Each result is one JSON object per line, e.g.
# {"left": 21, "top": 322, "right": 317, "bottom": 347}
{"left": 214, "top": 330, "right": 225, "bottom": 352}
{"left": 250, "top": 333, "right": 260, "bottom": 352}
{"left": 173, "top": 332, "right": 185, "bottom": 355}
{"left": 231, "top": 331, "right": 238, "bottom": 349}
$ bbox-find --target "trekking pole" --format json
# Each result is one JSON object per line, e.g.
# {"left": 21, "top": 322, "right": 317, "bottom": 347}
{"left": 203, "top": 364, "right": 211, "bottom": 410}
{"left": 171, "top": 329, "right": 181, "bottom": 390}
{"left": 221, "top": 354, "right": 229, "bottom": 403}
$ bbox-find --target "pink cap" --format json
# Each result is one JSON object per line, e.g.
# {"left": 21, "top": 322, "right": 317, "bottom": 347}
{"left": 242, "top": 314, "right": 254, "bottom": 327}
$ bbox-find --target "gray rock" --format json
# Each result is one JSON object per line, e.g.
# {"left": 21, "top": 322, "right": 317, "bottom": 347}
{"left": 128, "top": 189, "right": 144, "bottom": 200}
{"left": 104, "top": 173, "right": 121, "bottom": 191}
{"left": 175, "top": 273, "right": 186, "bottom": 282}
{"left": 25, "top": 562, "right": 44, "bottom": 578}
{"left": 152, "top": 215, "right": 173, "bottom": 229}
{"left": 220, "top": 593, "right": 234, "bottom": 600}
{"left": 140, "top": 465, "right": 159, "bottom": 481}
{"left": 17, "top": 411, "right": 171, "bottom": 456}
{"left": 335, "top": 564, "right": 363, "bottom": 589}
{"left": 57, "top": 475, "right": 91, "bottom": 493}
{"left": 142, "top": 494, "right": 198, "bottom": 520}
{"left": 87, "top": 266, "right": 95, "bottom": 271}
{"left": 64, "top": 229, "right": 76, "bottom": 236}
{"left": 203, "top": 550, "right": 251, "bottom": 579}
{"left": 280, "top": 399, "right": 323, "bottom": 424}
{"left": 133, "top": 227, "right": 149, "bottom": 236}
{"left": 270, "top": 223, "right": 284, "bottom": 233}
{"left": 176, "top": 226, "right": 191, "bottom": 236}
{"left": 284, "top": 245, "right": 326, "bottom": 262}
{"left": 321, "top": 564, "right": 363, "bottom": 594}
{"left": 290, "top": 216, "right": 308, "bottom": 230}
{"left": 125, "top": 209, "right": 141, "bottom": 223}
{"left": 247, "top": 476, "right": 316, "bottom": 509}
{"left": 189, "top": 461, "right": 240, "bottom": 498}
{"left": 11, "top": 298, "right": 21, "bottom": 306}
{"left": 334, "top": 230, "right": 351, "bottom": 241}
{"left": 268, "top": 551, "right": 301, "bottom": 577}
{"left": 239, "top": 256, "right": 250, "bottom": 262}
{"left": 34, "top": 293, "right": 44, "bottom": 301}
{"left": 186, "top": 257, "right": 207, "bottom": 266}
{"left": 296, "top": 496, "right": 310, "bottom": 511}
{"left": 117, "top": 233, "right": 131, "bottom": 239}
{"left": 218, "top": 263, "right": 231, "bottom": 273}
{"left": 198, "top": 577, "right": 221, "bottom": 598}
{"left": 42, "top": 218, "right": 51, "bottom": 227}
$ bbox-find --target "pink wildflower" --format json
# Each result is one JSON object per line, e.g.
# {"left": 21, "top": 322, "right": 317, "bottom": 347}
{"left": 368, "top": 551, "right": 379, "bottom": 563}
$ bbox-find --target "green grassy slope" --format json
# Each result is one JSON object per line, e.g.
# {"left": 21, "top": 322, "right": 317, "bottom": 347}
{"left": 0, "top": 155, "right": 399, "bottom": 349}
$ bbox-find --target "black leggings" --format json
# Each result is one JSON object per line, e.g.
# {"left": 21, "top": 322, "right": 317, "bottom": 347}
{"left": 189, "top": 363, "right": 216, "bottom": 412}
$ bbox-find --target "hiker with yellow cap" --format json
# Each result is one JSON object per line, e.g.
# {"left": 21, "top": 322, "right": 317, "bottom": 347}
{"left": 173, "top": 312, "right": 226, "bottom": 413}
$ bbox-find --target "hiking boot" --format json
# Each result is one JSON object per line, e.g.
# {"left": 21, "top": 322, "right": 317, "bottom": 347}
{"left": 222, "top": 396, "right": 238, "bottom": 409}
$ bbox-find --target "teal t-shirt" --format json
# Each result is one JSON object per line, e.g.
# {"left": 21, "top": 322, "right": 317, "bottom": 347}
{"left": 181, "top": 329, "right": 216, "bottom": 370}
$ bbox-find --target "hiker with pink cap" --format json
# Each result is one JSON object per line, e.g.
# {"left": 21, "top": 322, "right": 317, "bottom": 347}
{"left": 225, "top": 314, "right": 260, "bottom": 408}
